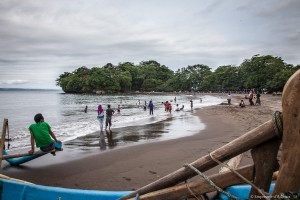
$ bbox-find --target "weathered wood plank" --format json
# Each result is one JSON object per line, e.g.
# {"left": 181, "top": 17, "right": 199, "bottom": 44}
{"left": 129, "top": 165, "right": 254, "bottom": 200}
{"left": 249, "top": 137, "right": 281, "bottom": 199}
{"left": 273, "top": 69, "right": 300, "bottom": 194}
{"left": 1, "top": 149, "right": 58, "bottom": 160}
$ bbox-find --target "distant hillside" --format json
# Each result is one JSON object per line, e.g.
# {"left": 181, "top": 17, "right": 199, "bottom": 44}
{"left": 0, "top": 88, "right": 61, "bottom": 91}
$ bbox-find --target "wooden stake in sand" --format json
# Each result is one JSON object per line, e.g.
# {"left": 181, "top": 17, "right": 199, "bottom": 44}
{"left": 0, "top": 119, "right": 8, "bottom": 168}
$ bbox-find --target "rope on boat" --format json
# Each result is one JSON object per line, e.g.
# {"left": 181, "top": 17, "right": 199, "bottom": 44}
{"left": 272, "top": 111, "right": 283, "bottom": 138}
{"left": 209, "top": 153, "right": 270, "bottom": 200}
{"left": 6, "top": 120, "right": 10, "bottom": 149}
{"left": 195, "top": 111, "right": 283, "bottom": 200}
{"left": 184, "top": 180, "right": 205, "bottom": 200}
{"left": 184, "top": 163, "right": 240, "bottom": 200}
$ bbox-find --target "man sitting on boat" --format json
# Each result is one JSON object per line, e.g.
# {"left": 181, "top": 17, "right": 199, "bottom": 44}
{"left": 28, "top": 113, "right": 61, "bottom": 155}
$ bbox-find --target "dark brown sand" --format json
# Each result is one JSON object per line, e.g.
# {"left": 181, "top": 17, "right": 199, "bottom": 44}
{"left": 1, "top": 94, "right": 282, "bottom": 191}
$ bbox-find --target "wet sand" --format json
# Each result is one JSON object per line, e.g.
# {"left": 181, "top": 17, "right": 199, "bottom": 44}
{"left": 1, "top": 94, "right": 282, "bottom": 191}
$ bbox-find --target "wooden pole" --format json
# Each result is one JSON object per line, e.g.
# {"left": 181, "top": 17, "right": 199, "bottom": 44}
{"left": 1, "top": 150, "right": 55, "bottom": 160}
{"left": 249, "top": 137, "right": 281, "bottom": 199}
{"left": 128, "top": 165, "right": 254, "bottom": 200}
{"left": 272, "top": 69, "right": 300, "bottom": 194}
{"left": 0, "top": 119, "right": 8, "bottom": 168}
{"left": 120, "top": 119, "right": 281, "bottom": 199}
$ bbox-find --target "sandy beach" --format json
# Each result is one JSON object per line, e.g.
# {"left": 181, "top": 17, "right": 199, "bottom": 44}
{"left": 1, "top": 94, "right": 282, "bottom": 192}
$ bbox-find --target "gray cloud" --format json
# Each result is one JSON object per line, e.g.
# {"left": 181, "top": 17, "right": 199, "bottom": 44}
{"left": 0, "top": 80, "right": 29, "bottom": 85}
{"left": 0, "top": 0, "right": 299, "bottom": 89}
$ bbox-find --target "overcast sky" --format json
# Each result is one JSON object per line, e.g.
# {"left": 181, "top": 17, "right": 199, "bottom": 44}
{"left": 0, "top": 0, "right": 299, "bottom": 89}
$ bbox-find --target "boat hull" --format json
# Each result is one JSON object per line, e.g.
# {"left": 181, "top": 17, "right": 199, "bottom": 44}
{"left": 0, "top": 178, "right": 131, "bottom": 200}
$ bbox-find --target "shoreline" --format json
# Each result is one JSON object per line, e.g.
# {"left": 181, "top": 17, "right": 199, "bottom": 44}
{"left": 1, "top": 94, "right": 281, "bottom": 191}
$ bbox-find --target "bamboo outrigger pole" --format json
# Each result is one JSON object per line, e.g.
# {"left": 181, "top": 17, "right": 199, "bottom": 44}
{"left": 120, "top": 118, "right": 282, "bottom": 199}
{"left": 128, "top": 164, "right": 255, "bottom": 200}
{"left": 1, "top": 150, "right": 56, "bottom": 160}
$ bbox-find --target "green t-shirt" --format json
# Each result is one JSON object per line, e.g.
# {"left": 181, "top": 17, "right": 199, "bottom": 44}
{"left": 29, "top": 122, "right": 54, "bottom": 148}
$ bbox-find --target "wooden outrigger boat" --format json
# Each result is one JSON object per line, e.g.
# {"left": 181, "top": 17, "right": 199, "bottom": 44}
{"left": 1, "top": 69, "right": 300, "bottom": 200}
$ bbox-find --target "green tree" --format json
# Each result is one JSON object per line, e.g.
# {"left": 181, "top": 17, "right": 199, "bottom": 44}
{"left": 213, "top": 65, "right": 240, "bottom": 91}
{"left": 56, "top": 56, "right": 298, "bottom": 94}
{"left": 119, "top": 71, "right": 132, "bottom": 92}
{"left": 239, "top": 55, "right": 286, "bottom": 91}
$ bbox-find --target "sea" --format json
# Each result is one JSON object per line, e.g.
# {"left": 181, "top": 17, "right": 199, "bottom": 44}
{"left": 0, "top": 90, "right": 224, "bottom": 151}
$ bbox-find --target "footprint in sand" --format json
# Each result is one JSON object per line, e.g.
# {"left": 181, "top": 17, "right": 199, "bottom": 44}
{"left": 123, "top": 177, "right": 131, "bottom": 181}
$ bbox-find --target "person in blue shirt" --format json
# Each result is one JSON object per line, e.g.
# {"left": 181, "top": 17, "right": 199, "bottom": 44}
{"left": 148, "top": 100, "right": 154, "bottom": 115}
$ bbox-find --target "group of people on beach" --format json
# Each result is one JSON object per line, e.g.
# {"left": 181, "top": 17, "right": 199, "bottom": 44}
{"left": 27, "top": 96, "right": 199, "bottom": 156}
{"left": 238, "top": 90, "right": 261, "bottom": 108}
{"left": 27, "top": 103, "right": 115, "bottom": 156}
{"left": 226, "top": 90, "right": 261, "bottom": 108}
{"left": 97, "top": 104, "right": 114, "bottom": 132}
{"left": 26, "top": 96, "right": 199, "bottom": 156}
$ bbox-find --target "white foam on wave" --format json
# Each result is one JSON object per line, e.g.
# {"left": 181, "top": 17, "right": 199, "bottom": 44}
{"left": 4, "top": 94, "right": 225, "bottom": 150}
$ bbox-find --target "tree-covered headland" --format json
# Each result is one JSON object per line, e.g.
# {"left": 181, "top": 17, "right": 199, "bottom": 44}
{"left": 56, "top": 55, "right": 299, "bottom": 94}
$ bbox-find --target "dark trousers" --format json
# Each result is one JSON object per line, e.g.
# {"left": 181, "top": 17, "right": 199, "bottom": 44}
{"left": 249, "top": 98, "right": 254, "bottom": 105}
{"left": 40, "top": 141, "right": 55, "bottom": 152}
{"left": 150, "top": 109, "right": 153, "bottom": 115}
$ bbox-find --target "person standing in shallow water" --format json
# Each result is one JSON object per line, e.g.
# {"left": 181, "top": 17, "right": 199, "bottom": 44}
{"left": 148, "top": 100, "right": 154, "bottom": 115}
{"left": 105, "top": 104, "right": 115, "bottom": 131}
{"left": 97, "top": 104, "right": 104, "bottom": 132}
{"left": 117, "top": 105, "right": 121, "bottom": 113}
{"left": 227, "top": 93, "right": 232, "bottom": 105}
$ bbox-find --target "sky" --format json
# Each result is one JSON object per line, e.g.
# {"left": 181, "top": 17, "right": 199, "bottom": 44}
{"left": 0, "top": 0, "right": 299, "bottom": 89}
